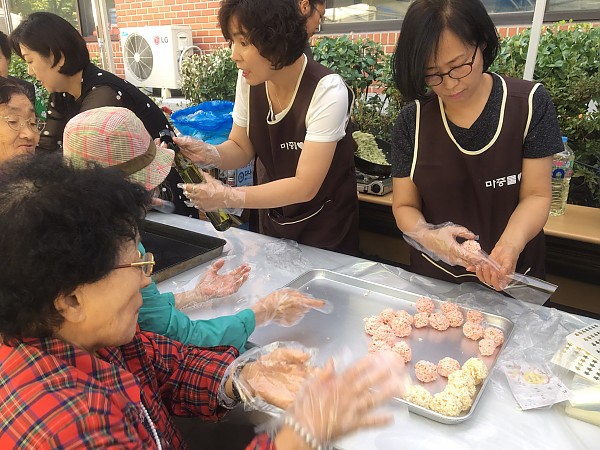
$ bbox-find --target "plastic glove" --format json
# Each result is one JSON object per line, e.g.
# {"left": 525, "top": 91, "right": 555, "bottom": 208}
{"left": 403, "top": 220, "right": 479, "bottom": 268}
{"left": 251, "top": 288, "right": 333, "bottom": 327}
{"left": 178, "top": 170, "right": 246, "bottom": 212}
{"left": 173, "top": 135, "right": 222, "bottom": 169}
{"left": 467, "top": 241, "right": 519, "bottom": 291}
{"left": 173, "top": 259, "right": 251, "bottom": 309}
{"left": 229, "top": 342, "right": 322, "bottom": 410}
{"left": 284, "top": 351, "right": 408, "bottom": 447}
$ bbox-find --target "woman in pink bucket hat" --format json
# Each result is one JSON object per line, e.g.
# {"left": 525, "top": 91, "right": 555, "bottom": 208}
{"left": 63, "top": 106, "right": 327, "bottom": 351}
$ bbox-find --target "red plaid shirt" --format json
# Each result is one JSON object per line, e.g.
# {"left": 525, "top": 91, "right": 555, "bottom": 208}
{"left": 0, "top": 328, "right": 276, "bottom": 449}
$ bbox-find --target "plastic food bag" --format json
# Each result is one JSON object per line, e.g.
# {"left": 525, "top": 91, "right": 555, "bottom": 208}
{"left": 171, "top": 100, "right": 234, "bottom": 145}
{"left": 502, "top": 360, "right": 570, "bottom": 410}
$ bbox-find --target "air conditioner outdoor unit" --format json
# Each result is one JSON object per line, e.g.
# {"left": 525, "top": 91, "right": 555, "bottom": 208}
{"left": 120, "top": 25, "right": 192, "bottom": 92}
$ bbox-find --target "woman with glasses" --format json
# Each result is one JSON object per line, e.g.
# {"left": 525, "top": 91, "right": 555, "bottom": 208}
{"left": 0, "top": 154, "right": 405, "bottom": 450}
{"left": 390, "top": 0, "right": 562, "bottom": 290}
{"left": 0, "top": 77, "right": 43, "bottom": 163}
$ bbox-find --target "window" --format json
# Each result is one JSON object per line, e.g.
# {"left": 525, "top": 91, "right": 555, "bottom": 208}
{"left": 1, "top": 0, "right": 117, "bottom": 39}
{"left": 5, "top": 0, "right": 79, "bottom": 30}
{"left": 78, "top": 0, "right": 118, "bottom": 38}
{"left": 323, "top": 0, "right": 600, "bottom": 28}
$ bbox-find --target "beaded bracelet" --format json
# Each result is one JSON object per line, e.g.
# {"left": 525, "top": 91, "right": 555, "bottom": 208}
{"left": 282, "top": 415, "right": 324, "bottom": 450}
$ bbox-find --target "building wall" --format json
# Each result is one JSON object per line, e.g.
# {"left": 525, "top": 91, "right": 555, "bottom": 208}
{"left": 96, "top": 1, "right": 583, "bottom": 80}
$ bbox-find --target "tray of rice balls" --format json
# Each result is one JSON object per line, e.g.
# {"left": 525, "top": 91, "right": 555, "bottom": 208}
{"left": 250, "top": 269, "right": 514, "bottom": 425}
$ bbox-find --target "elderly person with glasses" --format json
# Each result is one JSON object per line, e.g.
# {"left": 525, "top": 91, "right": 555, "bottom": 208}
{"left": 0, "top": 154, "right": 406, "bottom": 450}
{"left": 62, "top": 106, "right": 328, "bottom": 352}
{"left": 0, "top": 77, "right": 43, "bottom": 163}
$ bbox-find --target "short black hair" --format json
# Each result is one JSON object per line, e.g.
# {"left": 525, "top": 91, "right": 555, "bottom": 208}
{"left": 9, "top": 12, "right": 90, "bottom": 76}
{"left": 0, "top": 77, "right": 29, "bottom": 105}
{"left": 219, "top": 0, "right": 307, "bottom": 70}
{"left": 392, "top": 0, "right": 499, "bottom": 101}
{"left": 0, "top": 31, "right": 11, "bottom": 60}
{"left": 0, "top": 154, "right": 151, "bottom": 342}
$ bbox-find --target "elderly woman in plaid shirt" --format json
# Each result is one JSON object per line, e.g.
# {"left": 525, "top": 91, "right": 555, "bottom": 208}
{"left": 0, "top": 154, "right": 406, "bottom": 450}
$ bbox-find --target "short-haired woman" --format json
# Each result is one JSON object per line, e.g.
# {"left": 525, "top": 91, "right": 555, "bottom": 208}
{"left": 171, "top": 0, "right": 359, "bottom": 255}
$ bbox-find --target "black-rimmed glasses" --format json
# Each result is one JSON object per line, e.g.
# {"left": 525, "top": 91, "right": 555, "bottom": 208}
{"left": 0, "top": 116, "right": 46, "bottom": 132}
{"left": 114, "top": 251, "right": 155, "bottom": 277}
{"left": 424, "top": 47, "right": 478, "bottom": 87}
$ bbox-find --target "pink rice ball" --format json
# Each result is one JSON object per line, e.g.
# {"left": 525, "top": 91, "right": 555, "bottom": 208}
{"left": 378, "top": 308, "right": 397, "bottom": 324}
{"left": 478, "top": 338, "right": 496, "bottom": 356}
{"left": 441, "top": 302, "right": 460, "bottom": 315}
{"left": 461, "top": 239, "right": 481, "bottom": 254}
{"left": 437, "top": 357, "right": 461, "bottom": 378}
{"left": 429, "top": 312, "right": 450, "bottom": 331}
{"left": 392, "top": 341, "right": 412, "bottom": 363}
{"left": 445, "top": 309, "right": 464, "bottom": 327}
{"left": 368, "top": 339, "right": 392, "bottom": 353}
{"left": 484, "top": 327, "right": 505, "bottom": 347}
{"left": 364, "top": 315, "right": 384, "bottom": 336}
{"left": 396, "top": 309, "right": 414, "bottom": 325}
{"left": 415, "top": 360, "right": 438, "bottom": 383}
{"left": 413, "top": 312, "right": 430, "bottom": 328}
{"left": 463, "top": 321, "right": 485, "bottom": 340}
{"left": 371, "top": 324, "right": 395, "bottom": 342}
{"left": 390, "top": 317, "right": 412, "bottom": 338}
{"left": 416, "top": 296, "right": 435, "bottom": 314}
{"left": 466, "top": 310, "right": 484, "bottom": 324}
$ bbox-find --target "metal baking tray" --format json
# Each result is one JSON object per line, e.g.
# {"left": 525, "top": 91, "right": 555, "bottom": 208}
{"left": 248, "top": 269, "right": 514, "bottom": 424}
{"left": 141, "top": 220, "right": 226, "bottom": 283}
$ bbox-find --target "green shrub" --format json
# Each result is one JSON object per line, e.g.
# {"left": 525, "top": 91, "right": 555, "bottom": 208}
{"left": 8, "top": 56, "right": 48, "bottom": 117}
{"left": 491, "top": 22, "right": 600, "bottom": 207}
{"left": 180, "top": 48, "right": 237, "bottom": 104}
{"left": 312, "top": 36, "right": 407, "bottom": 142}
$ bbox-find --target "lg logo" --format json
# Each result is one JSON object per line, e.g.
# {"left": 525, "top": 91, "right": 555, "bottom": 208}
{"left": 153, "top": 36, "right": 169, "bottom": 45}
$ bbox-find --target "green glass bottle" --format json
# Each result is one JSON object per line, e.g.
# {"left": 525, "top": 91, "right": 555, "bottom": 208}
{"left": 159, "top": 131, "right": 236, "bottom": 232}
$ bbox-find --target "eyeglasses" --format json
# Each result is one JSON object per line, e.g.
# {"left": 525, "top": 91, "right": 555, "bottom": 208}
{"left": 424, "top": 47, "right": 478, "bottom": 87}
{"left": 114, "top": 251, "right": 155, "bottom": 277}
{"left": 1, "top": 116, "right": 46, "bottom": 133}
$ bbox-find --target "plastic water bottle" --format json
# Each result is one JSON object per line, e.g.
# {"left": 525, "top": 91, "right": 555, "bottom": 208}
{"left": 550, "top": 136, "right": 575, "bottom": 216}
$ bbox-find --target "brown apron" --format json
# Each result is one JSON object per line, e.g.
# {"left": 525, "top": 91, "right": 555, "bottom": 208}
{"left": 248, "top": 57, "right": 359, "bottom": 255}
{"left": 410, "top": 75, "right": 546, "bottom": 283}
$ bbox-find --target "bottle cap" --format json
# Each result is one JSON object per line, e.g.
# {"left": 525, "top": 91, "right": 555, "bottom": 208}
{"left": 562, "top": 136, "right": 568, "bottom": 143}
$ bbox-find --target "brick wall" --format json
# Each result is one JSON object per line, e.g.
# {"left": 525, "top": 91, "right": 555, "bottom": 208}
{"left": 96, "top": 2, "right": 593, "bottom": 80}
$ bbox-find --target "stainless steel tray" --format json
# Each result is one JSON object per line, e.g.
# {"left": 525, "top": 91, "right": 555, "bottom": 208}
{"left": 141, "top": 220, "right": 226, "bottom": 283}
{"left": 248, "top": 269, "right": 514, "bottom": 424}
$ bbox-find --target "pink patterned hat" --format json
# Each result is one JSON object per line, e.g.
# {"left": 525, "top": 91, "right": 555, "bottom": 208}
{"left": 63, "top": 106, "right": 174, "bottom": 190}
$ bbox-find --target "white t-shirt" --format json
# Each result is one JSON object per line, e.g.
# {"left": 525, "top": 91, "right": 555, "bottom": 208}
{"left": 232, "top": 55, "right": 350, "bottom": 143}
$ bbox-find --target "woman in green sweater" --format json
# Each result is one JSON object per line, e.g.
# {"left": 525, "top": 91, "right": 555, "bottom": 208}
{"left": 63, "top": 106, "right": 327, "bottom": 351}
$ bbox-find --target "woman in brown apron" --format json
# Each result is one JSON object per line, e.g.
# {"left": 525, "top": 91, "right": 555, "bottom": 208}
{"left": 174, "top": 0, "right": 359, "bottom": 255}
{"left": 390, "top": 0, "right": 562, "bottom": 289}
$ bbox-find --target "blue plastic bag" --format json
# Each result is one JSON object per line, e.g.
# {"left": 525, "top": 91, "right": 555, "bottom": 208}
{"left": 171, "top": 100, "right": 234, "bottom": 145}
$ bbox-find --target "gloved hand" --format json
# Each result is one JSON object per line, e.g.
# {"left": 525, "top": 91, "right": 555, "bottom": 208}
{"left": 178, "top": 170, "right": 246, "bottom": 212}
{"left": 173, "top": 135, "right": 222, "bottom": 168}
{"left": 403, "top": 220, "right": 479, "bottom": 268}
{"left": 231, "top": 343, "right": 321, "bottom": 409}
{"left": 251, "top": 288, "right": 332, "bottom": 327}
{"left": 467, "top": 241, "right": 518, "bottom": 291}
{"left": 174, "top": 259, "right": 251, "bottom": 309}
{"left": 283, "top": 351, "right": 408, "bottom": 447}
